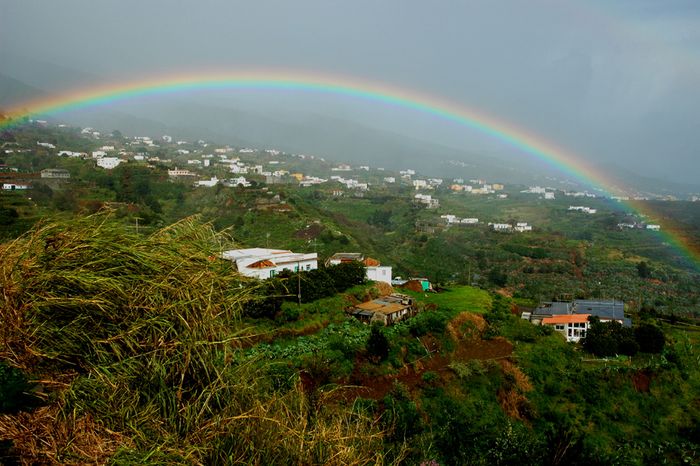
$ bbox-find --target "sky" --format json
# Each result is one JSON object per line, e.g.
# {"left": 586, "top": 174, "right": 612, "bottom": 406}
{"left": 1, "top": 0, "right": 700, "bottom": 184}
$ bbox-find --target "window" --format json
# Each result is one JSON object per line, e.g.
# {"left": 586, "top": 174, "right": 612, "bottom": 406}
{"left": 270, "top": 270, "right": 276, "bottom": 278}
{"left": 555, "top": 324, "right": 564, "bottom": 330}
{"left": 294, "top": 265, "right": 299, "bottom": 272}
{"left": 306, "top": 264, "right": 311, "bottom": 271}
{"left": 568, "top": 329, "right": 572, "bottom": 336}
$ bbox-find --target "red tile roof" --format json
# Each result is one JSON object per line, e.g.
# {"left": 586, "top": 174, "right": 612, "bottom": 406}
{"left": 542, "top": 314, "right": 591, "bottom": 325}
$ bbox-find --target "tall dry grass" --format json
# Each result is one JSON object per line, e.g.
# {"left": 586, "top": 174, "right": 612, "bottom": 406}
{"left": 0, "top": 211, "right": 389, "bottom": 464}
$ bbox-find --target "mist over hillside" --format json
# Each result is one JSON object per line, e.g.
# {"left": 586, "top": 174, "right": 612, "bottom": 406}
{"left": 1, "top": 55, "right": 699, "bottom": 194}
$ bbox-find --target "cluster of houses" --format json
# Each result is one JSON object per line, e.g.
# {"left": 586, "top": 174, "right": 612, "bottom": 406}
{"left": 568, "top": 206, "right": 597, "bottom": 214}
{"left": 450, "top": 180, "right": 504, "bottom": 195}
{"left": 522, "top": 186, "right": 556, "bottom": 199}
{"left": 523, "top": 299, "right": 630, "bottom": 342}
{"left": 414, "top": 193, "right": 439, "bottom": 208}
{"left": 219, "top": 247, "right": 428, "bottom": 326}
{"left": 440, "top": 214, "right": 479, "bottom": 226}
{"left": 0, "top": 168, "right": 71, "bottom": 190}
{"left": 220, "top": 248, "right": 393, "bottom": 284}
{"left": 489, "top": 222, "right": 533, "bottom": 232}
{"left": 618, "top": 222, "right": 661, "bottom": 231}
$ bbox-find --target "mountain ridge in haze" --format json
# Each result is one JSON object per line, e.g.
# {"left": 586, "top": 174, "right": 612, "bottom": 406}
{"left": 1, "top": 64, "right": 698, "bottom": 194}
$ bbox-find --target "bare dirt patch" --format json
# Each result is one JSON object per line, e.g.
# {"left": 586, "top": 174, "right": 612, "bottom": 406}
{"left": 336, "top": 313, "right": 513, "bottom": 402}
{"left": 294, "top": 222, "right": 324, "bottom": 240}
{"left": 632, "top": 370, "right": 653, "bottom": 393}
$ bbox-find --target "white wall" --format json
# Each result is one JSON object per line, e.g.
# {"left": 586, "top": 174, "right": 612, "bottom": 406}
{"left": 367, "top": 266, "right": 392, "bottom": 284}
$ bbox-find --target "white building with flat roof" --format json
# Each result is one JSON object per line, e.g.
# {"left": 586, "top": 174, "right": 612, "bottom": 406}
{"left": 222, "top": 248, "right": 318, "bottom": 280}
{"left": 96, "top": 157, "right": 123, "bottom": 169}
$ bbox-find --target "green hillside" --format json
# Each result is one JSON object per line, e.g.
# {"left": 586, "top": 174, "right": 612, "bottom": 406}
{"left": 1, "top": 123, "right": 699, "bottom": 464}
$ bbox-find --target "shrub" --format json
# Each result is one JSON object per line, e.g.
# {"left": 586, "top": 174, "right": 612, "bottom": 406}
{"left": 367, "top": 324, "right": 390, "bottom": 362}
{"left": 409, "top": 311, "right": 449, "bottom": 337}
{"left": 278, "top": 301, "right": 301, "bottom": 322}
{"left": 422, "top": 371, "right": 439, "bottom": 385}
{"left": 635, "top": 323, "right": 665, "bottom": 353}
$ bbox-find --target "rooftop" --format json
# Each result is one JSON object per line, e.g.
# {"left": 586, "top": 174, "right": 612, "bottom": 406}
{"left": 542, "top": 314, "right": 591, "bottom": 325}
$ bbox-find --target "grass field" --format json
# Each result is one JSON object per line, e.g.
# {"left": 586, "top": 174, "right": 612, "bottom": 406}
{"left": 405, "top": 285, "right": 492, "bottom": 313}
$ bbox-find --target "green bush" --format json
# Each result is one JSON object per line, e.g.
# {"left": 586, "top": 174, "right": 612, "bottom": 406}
{"left": 408, "top": 311, "right": 449, "bottom": 337}
{"left": 635, "top": 323, "right": 665, "bottom": 353}
{"left": 367, "top": 324, "right": 390, "bottom": 362}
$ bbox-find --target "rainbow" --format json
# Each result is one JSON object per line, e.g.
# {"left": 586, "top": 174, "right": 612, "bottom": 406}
{"left": 1, "top": 69, "right": 698, "bottom": 269}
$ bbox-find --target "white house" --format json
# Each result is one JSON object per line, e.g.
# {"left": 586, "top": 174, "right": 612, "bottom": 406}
{"left": 414, "top": 193, "right": 439, "bottom": 208}
{"left": 2, "top": 183, "right": 30, "bottom": 190}
{"left": 57, "top": 150, "right": 85, "bottom": 158}
{"left": 222, "top": 248, "right": 318, "bottom": 280}
{"left": 195, "top": 177, "right": 219, "bottom": 187}
{"left": 542, "top": 314, "right": 591, "bottom": 342}
{"left": 491, "top": 223, "right": 513, "bottom": 231}
{"left": 226, "top": 176, "right": 250, "bottom": 187}
{"left": 515, "top": 222, "right": 533, "bottom": 232}
{"left": 168, "top": 168, "right": 196, "bottom": 178}
{"left": 96, "top": 157, "right": 123, "bottom": 169}
{"left": 41, "top": 169, "right": 70, "bottom": 179}
{"left": 326, "top": 253, "right": 392, "bottom": 284}
{"left": 569, "top": 206, "right": 597, "bottom": 214}
{"left": 646, "top": 224, "right": 661, "bottom": 231}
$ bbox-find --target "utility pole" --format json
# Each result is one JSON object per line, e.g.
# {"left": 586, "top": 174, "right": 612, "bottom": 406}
{"left": 297, "top": 261, "right": 302, "bottom": 308}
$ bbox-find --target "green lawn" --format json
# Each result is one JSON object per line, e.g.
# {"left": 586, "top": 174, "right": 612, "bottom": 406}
{"left": 405, "top": 285, "right": 492, "bottom": 313}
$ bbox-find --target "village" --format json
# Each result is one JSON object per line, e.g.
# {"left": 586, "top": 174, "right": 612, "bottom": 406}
{"left": 219, "top": 244, "right": 635, "bottom": 345}
{"left": 2, "top": 120, "right": 639, "bottom": 236}
{"left": 0, "top": 121, "right": 676, "bottom": 347}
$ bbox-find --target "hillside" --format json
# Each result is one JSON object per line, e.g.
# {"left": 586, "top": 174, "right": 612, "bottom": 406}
{"left": 1, "top": 122, "right": 699, "bottom": 464}
{"left": 0, "top": 214, "right": 698, "bottom": 464}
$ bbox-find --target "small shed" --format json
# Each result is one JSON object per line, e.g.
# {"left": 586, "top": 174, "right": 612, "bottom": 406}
{"left": 348, "top": 294, "right": 417, "bottom": 326}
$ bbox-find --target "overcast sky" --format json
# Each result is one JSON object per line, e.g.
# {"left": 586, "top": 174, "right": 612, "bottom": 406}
{"left": 2, "top": 0, "right": 700, "bottom": 183}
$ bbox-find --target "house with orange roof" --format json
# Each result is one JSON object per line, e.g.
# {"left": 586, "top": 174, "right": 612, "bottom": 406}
{"left": 326, "top": 252, "right": 392, "bottom": 284}
{"left": 221, "top": 248, "right": 318, "bottom": 280}
{"left": 542, "top": 314, "right": 591, "bottom": 342}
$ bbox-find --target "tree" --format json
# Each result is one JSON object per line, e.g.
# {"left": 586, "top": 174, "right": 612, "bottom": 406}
{"left": 0, "top": 207, "right": 19, "bottom": 226}
{"left": 366, "top": 324, "right": 389, "bottom": 362}
{"left": 635, "top": 323, "right": 665, "bottom": 353}
{"left": 488, "top": 268, "right": 508, "bottom": 287}
{"left": 637, "top": 261, "right": 651, "bottom": 279}
{"left": 582, "top": 317, "right": 638, "bottom": 357}
{"left": 582, "top": 317, "right": 621, "bottom": 357}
